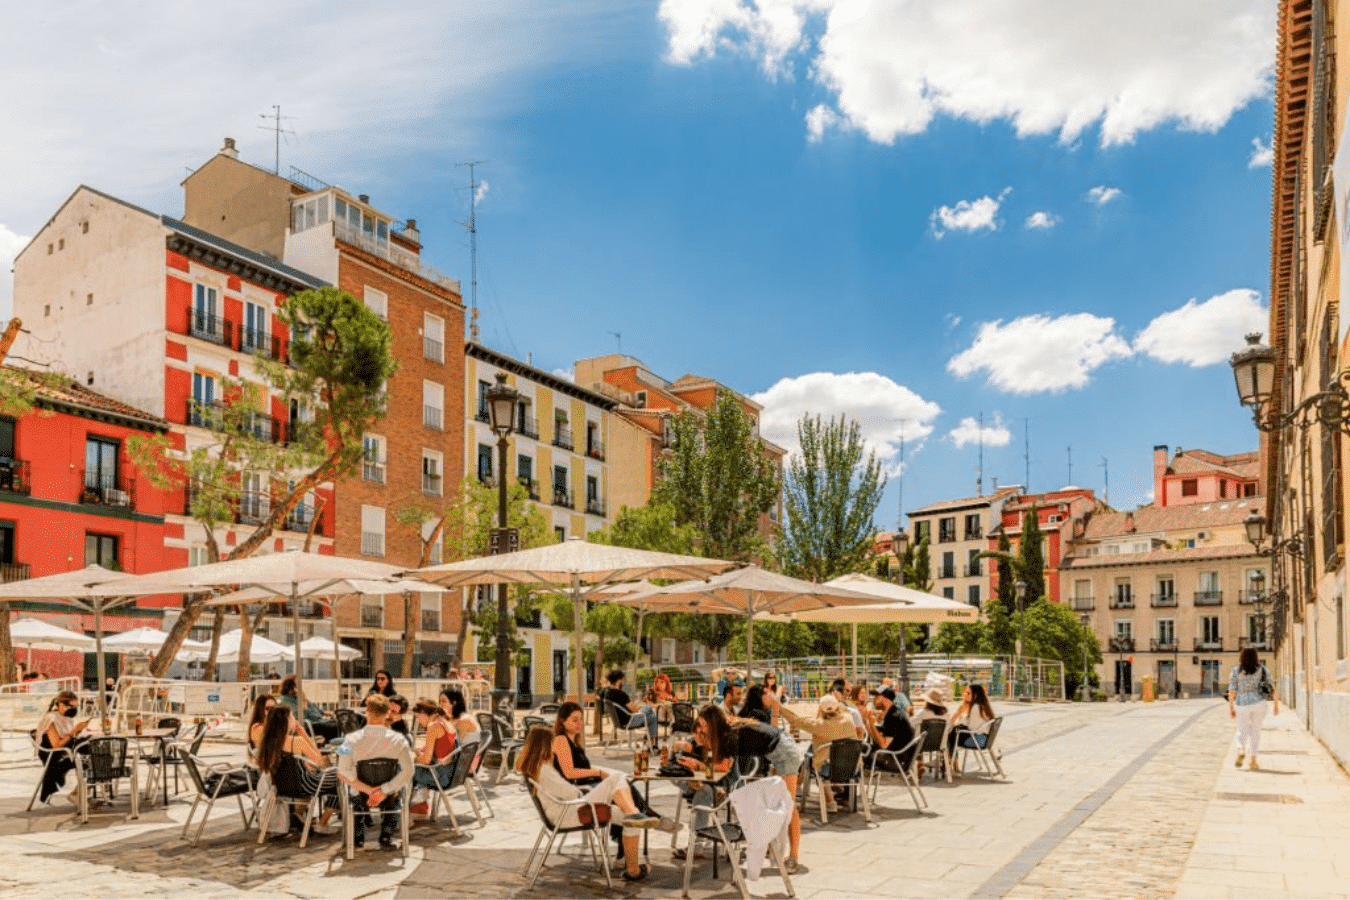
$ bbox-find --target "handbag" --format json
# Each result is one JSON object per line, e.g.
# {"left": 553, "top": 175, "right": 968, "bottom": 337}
{"left": 1259, "top": 665, "right": 1274, "bottom": 700}
{"left": 575, "top": 801, "right": 611, "bottom": 827}
{"left": 659, "top": 762, "right": 693, "bottom": 778}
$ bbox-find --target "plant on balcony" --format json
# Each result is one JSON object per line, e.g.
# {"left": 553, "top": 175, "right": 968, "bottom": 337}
{"left": 128, "top": 287, "right": 395, "bottom": 678}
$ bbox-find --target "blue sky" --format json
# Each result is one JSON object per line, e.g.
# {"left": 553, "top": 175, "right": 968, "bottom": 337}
{"left": 0, "top": 1, "right": 1277, "bottom": 528}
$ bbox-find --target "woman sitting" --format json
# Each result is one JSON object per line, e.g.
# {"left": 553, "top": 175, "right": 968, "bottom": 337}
{"left": 35, "top": 690, "right": 89, "bottom": 805}
{"left": 276, "top": 675, "right": 341, "bottom": 743}
{"left": 440, "top": 688, "right": 481, "bottom": 745}
{"left": 367, "top": 670, "right": 396, "bottom": 698}
{"left": 762, "top": 671, "right": 787, "bottom": 702}
{"left": 409, "top": 699, "right": 456, "bottom": 815}
{"left": 947, "top": 684, "right": 996, "bottom": 775}
{"left": 551, "top": 701, "right": 606, "bottom": 787}
{"left": 911, "top": 686, "right": 948, "bottom": 726}
{"left": 671, "top": 705, "right": 737, "bottom": 861}
{"left": 518, "top": 725, "right": 656, "bottom": 881}
{"left": 650, "top": 672, "right": 675, "bottom": 704}
{"left": 256, "top": 705, "right": 340, "bottom": 834}
{"left": 247, "top": 694, "right": 277, "bottom": 760}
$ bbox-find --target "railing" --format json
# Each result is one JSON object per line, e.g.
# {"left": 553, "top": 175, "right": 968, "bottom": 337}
{"left": 1239, "top": 636, "right": 1268, "bottom": 649}
{"left": 1108, "top": 594, "right": 1135, "bottom": 610}
{"left": 1150, "top": 638, "right": 1177, "bottom": 652}
{"left": 80, "top": 470, "right": 134, "bottom": 508}
{"left": 0, "top": 458, "right": 31, "bottom": 495}
{"left": 1194, "top": 637, "right": 1223, "bottom": 651}
{"left": 247, "top": 413, "right": 282, "bottom": 444}
{"left": 586, "top": 440, "right": 606, "bottom": 461}
{"left": 1237, "top": 591, "right": 1266, "bottom": 605}
{"left": 965, "top": 561, "right": 982, "bottom": 576}
{"left": 334, "top": 220, "right": 461, "bottom": 293}
{"left": 188, "top": 306, "right": 234, "bottom": 348}
{"left": 1193, "top": 591, "right": 1223, "bottom": 606}
{"left": 478, "top": 473, "right": 496, "bottom": 488}
{"left": 553, "top": 488, "right": 574, "bottom": 509}
{"left": 965, "top": 527, "right": 983, "bottom": 540}
{"left": 288, "top": 166, "right": 334, "bottom": 193}
{"left": 284, "top": 503, "right": 314, "bottom": 533}
{"left": 240, "top": 327, "right": 286, "bottom": 363}
{"left": 422, "top": 473, "right": 442, "bottom": 495}
{"left": 585, "top": 497, "right": 606, "bottom": 517}
{"left": 1109, "top": 636, "right": 1135, "bottom": 652}
{"left": 518, "top": 477, "right": 539, "bottom": 501}
{"left": 1070, "top": 596, "right": 1095, "bottom": 611}
{"left": 424, "top": 405, "right": 443, "bottom": 430}
{"left": 938, "top": 528, "right": 956, "bottom": 543}
{"left": 1151, "top": 593, "right": 1178, "bottom": 608}
{"left": 361, "top": 532, "right": 385, "bottom": 557}
{"left": 238, "top": 490, "right": 270, "bottom": 526}
{"left": 475, "top": 406, "right": 490, "bottom": 423}
{"left": 186, "top": 398, "right": 225, "bottom": 429}
{"left": 423, "top": 335, "right": 443, "bottom": 362}
{"left": 360, "top": 605, "right": 384, "bottom": 628}
{"left": 363, "top": 458, "right": 386, "bottom": 483}
{"left": 553, "top": 425, "right": 573, "bottom": 451}
{"left": 0, "top": 562, "right": 31, "bottom": 583}
{"left": 518, "top": 416, "right": 539, "bottom": 440}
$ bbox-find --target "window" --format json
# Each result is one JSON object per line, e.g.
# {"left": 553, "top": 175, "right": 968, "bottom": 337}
{"left": 291, "top": 194, "right": 331, "bottom": 234}
{"left": 188, "top": 546, "right": 209, "bottom": 567}
{"left": 553, "top": 410, "right": 572, "bottom": 450}
{"left": 422, "top": 450, "right": 442, "bottom": 495}
{"left": 1157, "top": 619, "right": 1175, "bottom": 645}
{"left": 586, "top": 474, "right": 600, "bottom": 514}
{"left": 1155, "top": 576, "right": 1175, "bottom": 606}
{"left": 476, "top": 380, "right": 491, "bottom": 421}
{"left": 914, "top": 521, "right": 931, "bottom": 544}
{"left": 554, "top": 526, "right": 566, "bottom": 543}
{"left": 1197, "top": 571, "right": 1220, "bottom": 605}
{"left": 967, "top": 584, "right": 980, "bottom": 608}
{"left": 1073, "top": 579, "right": 1092, "bottom": 607}
{"left": 423, "top": 381, "right": 443, "bottom": 430}
{"left": 0, "top": 521, "right": 16, "bottom": 565}
{"left": 191, "top": 284, "right": 225, "bottom": 345}
{"left": 1113, "top": 578, "right": 1133, "bottom": 608}
{"left": 1219, "top": 479, "right": 1228, "bottom": 498}
{"left": 1245, "top": 613, "right": 1267, "bottom": 648}
{"left": 938, "top": 517, "right": 956, "bottom": 542}
{"left": 362, "top": 434, "right": 386, "bottom": 483}
{"left": 239, "top": 471, "right": 268, "bottom": 524}
{"left": 243, "top": 301, "right": 270, "bottom": 354}
{"left": 421, "top": 595, "right": 441, "bottom": 632}
{"left": 361, "top": 597, "right": 384, "bottom": 628}
{"left": 84, "top": 436, "right": 122, "bottom": 499}
{"left": 966, "top": 548, "right": 981, "bottom": 576}
{"left": 84, "top": 533, "right": 118, "bottom": 568}
{"left": 421, "top": 520, "right": 443, "bottom": 565}
{"left": 423, "top": 313, "right": 444, "bottom": 362}
{"left": 361, "top": 505, "right": 385, "bottom": 557}
{"left": 942, "top": 587, "right": 954, "bottom": 600}
{"left": 1114, "top": 620, "right": 1132, "bottom": 639}
{"left": 586, "top": 421, "right": 603, "bottom": 459}
{"left": 1201, "top": 616, "right": 1221, "bottom": 647}
{"left": 518, "top": 454, "right": 535, "bottom": 495}
{"left": 964, "top": 513, "right": 981, "bottom": 539}
{"left": 1181, "top": 479, "right": 1198, "bottom": 497}
{"left": 553, "top": 464, "right": 571, "bottom": 507}
{"left": 363, "top": 286, "right": 388, "bottom": 319}
{"left": 940, "top": 551, "right": 955, "bottom": 578}
{"left": 477, "top": 443, "right": 494, "bottom": 483}
{"left": 0, "top": 417, "right": 14, "bottom": 459}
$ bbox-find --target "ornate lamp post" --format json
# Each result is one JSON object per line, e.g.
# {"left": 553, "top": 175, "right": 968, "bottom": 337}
{"left": 484, "top": 372, "right": 520, "bottom": 696}
{"left": 1014, "top": 579, "right": 1027, "bottom": 699}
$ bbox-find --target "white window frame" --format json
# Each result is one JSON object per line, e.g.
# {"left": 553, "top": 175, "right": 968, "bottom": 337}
{"left": 423, "top": 380, "right": 444, "bottom": 430}
{"left": 422, "top": 449, "right": 443, "bottom": 496}
{"left": 361, "top": 504, "right": 386, "bottom": 557}
{"left": 363, "top": 434, "right": 387, "bottom": 483}
{"left": 423, "top": 313, "right": 444, "bottom": 362}
{"left": 360, "top": 596, "right": 384, "bottom": 628}
{"left": 1157, "top": 618, "right": 1175, "bottom": 645}
{"left": 420, "top": 594, "right": 442, "bottom": 633}
{"left": 363, "top": 286, "right": 388, "bottom": 319}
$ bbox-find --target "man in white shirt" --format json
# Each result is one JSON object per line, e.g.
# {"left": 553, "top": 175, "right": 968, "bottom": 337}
{"left": 337, "top": 694, "right": 414, "bottom": 849}
{"left": 830, "top": 678, "right": 865, "bottom": 739}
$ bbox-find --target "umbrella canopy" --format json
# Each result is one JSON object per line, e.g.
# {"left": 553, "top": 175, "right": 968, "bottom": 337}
{"left": 101, "top": 626, "right": 210, "bottom": 656}
{"left": 407, "top": 537, "right": 736, "bottom": 704}
{"left": 185, "top": 629, "right": 289, "bottom": 664}
{"left": 291, "top": 635, "right": 363, "bottom": 661}
{"left": 9, "top": 617, "right": 97, "bottom": 652}
{"left": 614, "top": 566, "right": 880, "bottom": 663}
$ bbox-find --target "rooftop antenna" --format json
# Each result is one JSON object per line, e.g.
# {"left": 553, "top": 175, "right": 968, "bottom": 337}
{"left": 1100, "top": 456, "right": 1109, "bottom": 506}
{"left": 608, "top": 331, "right": 622, "bottom": 353}
{"left": 976, "top": 411, "right": 984, "bottom": 496}
{"left": 257, "top": 105, "right": 296, "bottom": 174}
{"left": 1023, "top": 418, "right": 1032, "bottom": 494}
{"left": 1067, "top": 445, "right": 1073, "bottom": 485}
{"left": 895, "top": 428, "right": 906, "bottom": 532}
{"left": 458, "top": 160, "right": 488, "bottom": 340}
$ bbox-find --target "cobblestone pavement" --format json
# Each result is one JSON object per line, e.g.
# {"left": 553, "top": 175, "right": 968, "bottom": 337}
{"left": 0, "top": 699, "right": 1345, "bottom": 898}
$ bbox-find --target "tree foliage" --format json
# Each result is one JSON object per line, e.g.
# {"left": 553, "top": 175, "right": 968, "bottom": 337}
{"left": 1017, "top": 507, "right": 1046, "bottom": 605}
{"left": 777, "top": 414, "right": 886, "bottom": 582}
{"left": 1016, "top": 599, "right": 1101, "bottom": 697}
{"left": 130, "top": 287, "right": 396, "bottom": 677}
{"left": 906, "top": 538, "right": 934, "bottom": 592}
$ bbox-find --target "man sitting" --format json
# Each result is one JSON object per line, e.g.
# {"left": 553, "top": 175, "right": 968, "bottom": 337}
{"left": 337, "top": 694, "right": 414, "bottom": 850}
{"left": 386, "top": 694, "right": 411, "bottom": 742}
{"left": 864, "top": 687, "right": 917, "bottom": 773}
{"left": 718, "top": 681, "right": 744, "bottom": 719}
{"left": 604, "top": 670, "right": 659, "bottom": 746}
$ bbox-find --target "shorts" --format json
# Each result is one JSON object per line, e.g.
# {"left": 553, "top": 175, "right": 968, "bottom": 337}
{"left": 766, "top": 734, "right": 806, "bottom": 778}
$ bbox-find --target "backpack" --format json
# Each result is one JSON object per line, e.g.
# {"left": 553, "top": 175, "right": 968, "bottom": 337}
{"left": 1258, "top": 665, "right": 1274, "bottom": 700}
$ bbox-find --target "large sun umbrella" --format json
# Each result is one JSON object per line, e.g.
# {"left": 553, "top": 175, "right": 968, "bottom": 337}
{"left": 408, "top": 537, "right": 736, "bottom": 709}
{"left": 101, "top": 626, "right": 210, "bottom": 657}
{"left": 611, "top": 566, "right": 880, "bottom": 666}
{"left": 292, "top": 635, "right": 363, "bottom": 661}
{"left": 93, "top": 551, "right": 409, "bottom": 711}
{"left": 185, "top": 628, "right": 289, "bottom": 664}
{"left": 9, "top": 617, "right": 97, "bottom": 672}
{"left": 0, "top": 565, "right": 158, "bottom": 717}
{"left": 592, "top": 580, "right": 668, "bottom": 677}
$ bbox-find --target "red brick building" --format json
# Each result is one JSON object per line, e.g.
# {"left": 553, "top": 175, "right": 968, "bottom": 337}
{"left": 990, "top": 488, "right": 1099, "bottom": 603}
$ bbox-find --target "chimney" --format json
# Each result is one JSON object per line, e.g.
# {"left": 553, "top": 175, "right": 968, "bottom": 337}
{"left": 1153, "top": 445, "right": 1168, "bottom": 508}
{"left": 991, "top": 476, "right": 999, "bottom": 491}
{"left": 220, "top": 137, "right": 238, "bottom": 159}
{"left": 402, "top": 217, "right": 420, "bottom": 242}
{"left": 358, "top": 194, "right": 370, "bottom": 204}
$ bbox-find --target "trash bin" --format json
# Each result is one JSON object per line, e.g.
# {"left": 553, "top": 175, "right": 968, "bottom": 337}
{"left": 1141, "top": 675, "right": 1155, "bottom": 703}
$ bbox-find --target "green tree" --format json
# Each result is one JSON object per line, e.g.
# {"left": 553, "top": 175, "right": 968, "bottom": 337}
{"left": 906, "top": 538, "right": 934, "bottom": 592}
{"left": 1017, "top": 507, "right": 1046, "bottom": 605}
{"left": 777, "top": 414, "right": 886, "bottom": 582}
{"left": 928, "top": 620, "right": 988, "bottom": 655}
{"left": 728, "top": 618, "right": 817, "bottom": 661}
{"left": 1015, "top": 599, "right": 1101, "bottom": 698}
{"left": 130, "top": 287, "right": 396, "bottom": 677}
{"left": 984, "top": 531, "right": 1018, "bottom": 655}
{"left": 656, "top": 389, "right": 779, "bottom": 563}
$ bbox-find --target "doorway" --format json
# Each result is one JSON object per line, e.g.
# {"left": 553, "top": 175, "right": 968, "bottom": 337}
{"left": 1157, "top": 660, "right": 1176, "bottom": 696}
{"left": 1114, "top": 659, "right": 1133, "bottom": 696}
{"left": 1200, "top": 659, "right": 1221, "bottom": 696}
{"left": 552, "top": 650, "right": 567, "bottom": 697}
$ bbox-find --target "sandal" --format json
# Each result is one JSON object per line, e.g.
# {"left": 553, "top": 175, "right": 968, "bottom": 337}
{"left": 672, "top": 848, "right": 706, "bottom": 861}
{"left": 622, "top": 863, "right": 650, "bottom": 882}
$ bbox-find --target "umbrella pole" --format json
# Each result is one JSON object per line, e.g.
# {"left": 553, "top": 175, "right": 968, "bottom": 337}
{"left": 852, "top": 622, "right": 858, "bottom": 682}
{"left": 94, "top": 604, "right": 108, "bottom": 720}
{"left": 332, "top": 601, "right": 342, "bottom": 700}
{"left": 899, "top": 626, "right": 909, "bottom": 696}
{"left": 571, "top": 574, "right": 584, "bottom": 710}
{"left": 745, "top": 609, "right": 754, "bottom": 673}
{"left": 292, "top": 583, "right": 304, "bottom": 713}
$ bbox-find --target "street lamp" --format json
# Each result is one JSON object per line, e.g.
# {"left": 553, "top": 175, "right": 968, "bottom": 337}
{"left": 1078, "top": 612, "right": 1091, "bottom": 702}
{"left": 1248, "top": 569, "right": 1269, "bottom": 651}
{"left": 1014, "top": 579, "right": 1027, "bottom": 699}
{"left": 484, "top": 372, "right": 520, "bottom": 696}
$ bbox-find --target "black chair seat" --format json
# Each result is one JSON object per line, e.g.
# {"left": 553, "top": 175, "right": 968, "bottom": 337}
{"left": 696, "top": 822, "right": 743, "bottom": 844}
{"left": 203, "top": 770, "right": 255, "bottom": 797}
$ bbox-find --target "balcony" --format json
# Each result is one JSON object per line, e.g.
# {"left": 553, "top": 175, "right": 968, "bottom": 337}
{"left": 0, "top": 458, "right": 31, "bottom": 495}
{"left": 246, "top": 413, "right": 282, "bottom": 444}
{"left": 1108, "top": 594, "right": 1135, "bottom": 610}
{"left": 1070, "top": 596, "right": 1095, "bottom": 611}
{"left": 478, "top": 473, "right": 496, "bottom": 488}
{"left": 1150, "top": 592, "right": 1178, "bottom": 608}
{"left": 964, "top": 527, "right": 983, "bottom": 540}
{"left": 553, "top": 487, "right": 574, "bottom": 509}
{"left": 553, "top": 425, "right": 573, "bottom": 451}
{"left": 1237, "top": 591, "right": 1266, "bottom": 605}
{"left": 362, "top": 458, "right": 386, "bottom": 484}
{"left": 424, "top": 405, "right": 443, "bottom": 430}
{"left": 1109, "top": 636, "right": 1135, "bottom": 652}
{"left": 334, "top": 219, "right": 461, "bottom": 294}
{"left": 186, "top": 398, "right": 225, "bottom": 429}
{"left": 360, "top": 604, "right": 384, "bottom": 628}
{"left": 938, "top": 528, "right": 957, "bottom": 543}
{"left": 517, "top": 416, "right": 539, "bottom": 440}
{"left": 80, "top": 471, "right": 134, "bottom": 509}
{"left": 1193, "top": 591, "right": 1223, "bottom": 606}
{"left": 423, "top": 335, "right": 443, "bottom": 362}
{"left": 965, "top": 561, "right": 982, "bottom": 576}
{"left": 1150, "top": 638, "right": 1178, "bottom": 652}
{"left": 240, "top": 327, "right": 287, "bottom": 363}
{"left": 0, "top": 562, "right": 32, "bottom": 583}
{"left": 1239, "top": 636, "right": 1268, "bottom": 650}
{"left": 1194, "top": 637, "right": 1223, "bottom": 652}
{"left": 188, "top": 305, "right": 234, "bottom": 348}
{"left": 518, "top": 477, "right": 540, "bottom": 501}
{"left": 238, "top": 490, "right": 270, "bottom": 526}
{"left": 939, "top": 564, "right": 956, "bottom": 579}
{"left": 361, "top": 532, "right": 385, "bottom": 557}
{"left": 585, "top": 497, "right": 606, "bottom": 517}
{"left": 284, "top": 503, "right": 314, "bottom": 533}
{"left": 586, "top": 440, "right": 606, "bottom": 461}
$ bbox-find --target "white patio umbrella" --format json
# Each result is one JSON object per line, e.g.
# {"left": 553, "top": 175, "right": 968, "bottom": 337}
{"left": 292, "top": 635, "right": 363, "bottom": 661}
{"left": 408, "top": 537, "right": 736, "bottom": 710}
{"left": 101, "top": 625, "right": 210, "bottom": 658}
{"left": 9, "top": 617, "right": 97, "bottom": 671}
{"left": 610, "top": 566, "right": 880, "bottom": 666}
{"left": 92, "top": 551, "right": 409, "bottom": 711}
{"left": 189, "top": 629, "right": 289, "bottom": 664}
{"left": 0, "top": 565, "right": 160, "bottom": 716}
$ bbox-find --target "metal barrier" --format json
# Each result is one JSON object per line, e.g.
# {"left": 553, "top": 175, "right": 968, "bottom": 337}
{"left": 0, "top": 677, "right": 81, "bottom": 736}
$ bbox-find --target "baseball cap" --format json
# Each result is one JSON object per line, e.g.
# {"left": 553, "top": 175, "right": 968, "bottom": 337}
{"left": 870, "top": 687, "right": 897, "bottom": 702}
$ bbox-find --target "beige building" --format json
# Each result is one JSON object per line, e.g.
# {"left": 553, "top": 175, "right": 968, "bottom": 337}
{"left": 907, "top": 485, "right": 1020, "bottom": 608}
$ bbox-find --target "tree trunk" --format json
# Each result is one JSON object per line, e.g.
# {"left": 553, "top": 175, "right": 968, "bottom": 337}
{"left": 401, "top": 591, "right": 416, "bottom": 680}
{"left": 236, "top": 607, "right": 253, "bottom": 679}
{"left": 202, "top": 604, "right": 226, "bottom": 681}
{"left": 451, "top": 588, "right": 471, "bottom": 669}
{"left": 591, "top": 633, "right": 605, "bottom": 740}
{"left": 0, "top": 601, "right": 15, "bottom": 685}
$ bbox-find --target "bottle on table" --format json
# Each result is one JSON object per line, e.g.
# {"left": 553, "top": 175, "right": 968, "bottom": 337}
{"left": 660, "top": 743, "right": 669, "bottom": 766}
{"left": 134, "top": 716, "right": 143, "bottom": 736}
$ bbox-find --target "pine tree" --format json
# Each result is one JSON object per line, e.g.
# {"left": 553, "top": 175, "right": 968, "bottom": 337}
{"left": 1017, "top": 507, "right": 1047, "bottom": 604}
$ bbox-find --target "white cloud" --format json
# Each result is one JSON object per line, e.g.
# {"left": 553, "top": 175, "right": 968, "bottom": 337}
{"left": 1024, "top": 211, "right": 1057, "bottom": 229}
{"left": 948, "top": 414, "right": 1012, "bottom": 449}
{"left": 750, "top": 371, "right": 942, "bottom": 473}
{"left": 658, "top": 1, "right": 1274, "bottom": 146}
{"left": 1086, "top": 185, "right": 1121, "bottom": 206}
{"left": 474, "top": 179, "right": 491, "bottom": 206}
{"left": 551, "top": 367, "right": 574, "bottom": 383}
{"left": 805, "top": 104, "right": 839, "bottom": 142}
{"left": 931, "top": 187, "right": 1011, "bottom": 237}
{"left": 1134, "top": 288, "right": 1268, "bottom": 367}
{"left": 945, "top": 313, "right": 962, "bottom": 330}
{"left": 0, "top": 223, "right": 31, "bottom": 319}
{"left": 1248, "top": 135, "right": 1273, "bottom": 168}
{"left": 947, "top": 313, "right": 1133, "bottom": 393}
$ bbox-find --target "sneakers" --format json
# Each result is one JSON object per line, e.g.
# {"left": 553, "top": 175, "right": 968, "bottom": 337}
{"left": 622, "top": 863, "right": 650, "bottom": 882}
{"left": 1234, "top": 752, "right": 1245, "bottom": 768}
{"left": 622, "top": 812, "right": 660, "bottom": 828}
{"left": 1249, "top": 759, "right": 1260, "bottom": 770}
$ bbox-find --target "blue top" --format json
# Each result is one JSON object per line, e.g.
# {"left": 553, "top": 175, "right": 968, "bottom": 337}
{"left": 1228, "top": 665, "right": 1269, "bottom": 707}
{"left": 278, "top": 692, "right": 325, "bottom": 723}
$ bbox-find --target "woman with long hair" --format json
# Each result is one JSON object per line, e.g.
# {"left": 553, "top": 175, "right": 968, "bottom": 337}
{"left": 439, "top": 688, "right": 481, "bottom": 745}
{"left": 256, "top": 705, "right": 340, "bottom": 834}
{"left": 248, "top": 694, "right": 276, "bottom": 755}
{"left": 518, "top": 725, "right": 656, "bottom": 881}
{"left": 947, "top": 684, "right": 996, "bottom": 775}
{"left": 551, "top": 701, "right": 605, "bottom": 786}
{"left": 367, "top": 670, "right": 396, "bottom": 698}
{"left": 762, "top": 671, "right": 786, "bottom": 702}
{"left": 671, "top": 705, "right": 736, "bottom": 861}
{"left": 277, "top": 674, "right": 341, "bottom": 742}
{"left": 743, "top": 689, "right": 806, "bottom": 873}
{"left": 35, "top": 690, "right": 89, "bottom": 805}
{"left": 1229, "top": 646, "right": 1278, "bottom": 769}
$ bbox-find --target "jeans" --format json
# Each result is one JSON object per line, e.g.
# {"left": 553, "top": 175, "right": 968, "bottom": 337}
{"left": 412, "top": 765, "right": 452, "bottom": 791}
{"left": 1234, "top": 702, "right": 1267, "bottom": 757}
{"left": 625, "top": 705, "right": 659, "bottom": 744}
{"left": 350, "top": 791, "right": 401, "bottom": 844}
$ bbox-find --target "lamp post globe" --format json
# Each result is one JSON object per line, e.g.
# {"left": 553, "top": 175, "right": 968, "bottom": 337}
{"left": 1014, "top": 579, "right": 1028, "bottom": 698}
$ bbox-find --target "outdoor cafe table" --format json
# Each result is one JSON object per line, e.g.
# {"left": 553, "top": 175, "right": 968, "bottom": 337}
{"left": 627, "top": 765, "right": 729, "bottom": 858}
{"left": 88, "top": 727, "right": 175, "bottom": 819}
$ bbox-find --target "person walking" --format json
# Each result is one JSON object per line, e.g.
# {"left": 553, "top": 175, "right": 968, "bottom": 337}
{"left": 1228, "top": 647, "right": 1278, "bottom": 770}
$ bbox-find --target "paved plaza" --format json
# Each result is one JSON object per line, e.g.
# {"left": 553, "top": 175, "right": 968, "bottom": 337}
{"left": 1, "top": 699, "right": 1347, "bottom": 899}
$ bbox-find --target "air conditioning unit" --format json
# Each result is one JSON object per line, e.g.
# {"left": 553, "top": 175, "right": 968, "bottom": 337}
{"left": 1196, "top": 530, "right": 1210, "bottom": 541}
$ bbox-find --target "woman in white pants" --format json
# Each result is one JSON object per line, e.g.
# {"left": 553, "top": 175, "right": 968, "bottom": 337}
{"left": 1228, "top": 647, "right": 1279, "bottom": 770}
